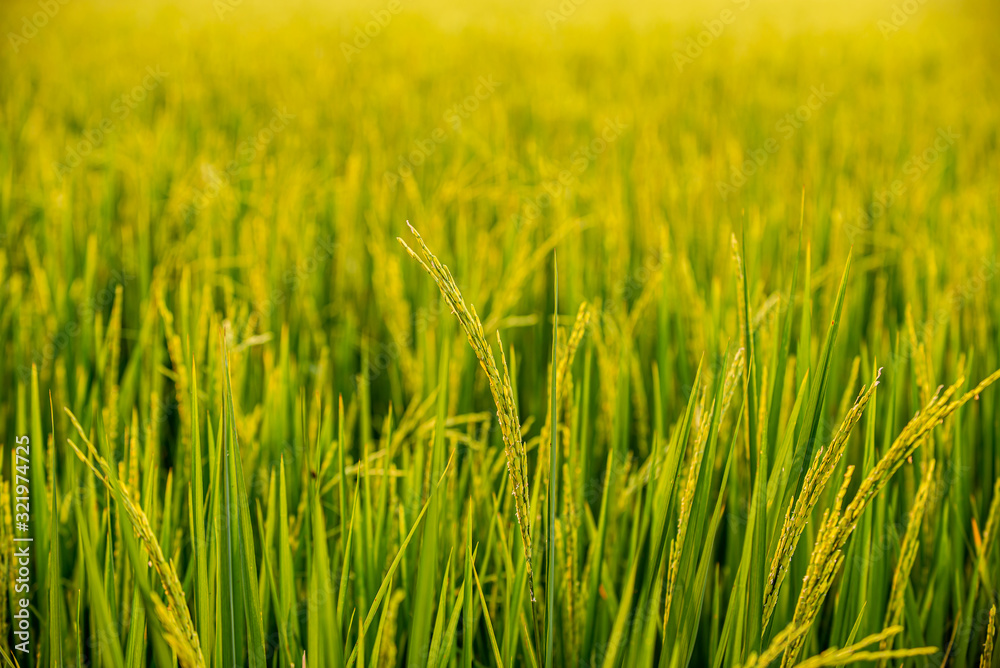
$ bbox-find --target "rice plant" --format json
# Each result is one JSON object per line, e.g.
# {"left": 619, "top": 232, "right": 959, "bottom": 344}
{"left": 1, "top": 0, "right": 999, "bottom": 667}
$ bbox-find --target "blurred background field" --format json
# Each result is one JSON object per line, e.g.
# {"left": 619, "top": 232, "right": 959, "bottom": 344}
{"left": 1, "top": 0, "right": 1000, "bottom": 666}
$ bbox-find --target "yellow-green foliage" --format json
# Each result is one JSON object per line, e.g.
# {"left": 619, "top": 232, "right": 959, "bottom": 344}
{"left": 1, "top": 1, "right": 999, "bottom": 667}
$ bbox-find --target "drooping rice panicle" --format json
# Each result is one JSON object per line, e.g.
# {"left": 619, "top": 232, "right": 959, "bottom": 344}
{"left": 742, "top": 624, "right": 935, "bottom": 668}
{"left": 879, "top": 459, "right": 935, "bottom": 658}
{"left": 736, "top": 620, "right": 813, "bottom": 668}
{"left": 64, "top": 409, "right": 206, "bottom": 668}
{"left": 780, "top": 369, "right": 1000, "bottom": 667}
{"left": 980, "top": 606, "right": 995, "bottom": 668}
{"left": 398, "top": 222, "right": 536, "bottom": 601}
{"left": 763, "top": 370, "right": 881, "bottom": 628}
{"left": 665, "top": 349, "right": 742, "bottom": 619}
{"left": 793, "top": 626, "right": 936, "bottom": 668}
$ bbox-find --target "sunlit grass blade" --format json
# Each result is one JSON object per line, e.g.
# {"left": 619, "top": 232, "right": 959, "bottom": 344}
{"left": 427, "top": 549, "right": 454, "bottom": 667}
{"left": 409, "top": 333, "right": 450, "bottom": 666}
{"left": 545, "top": 253, "right": 559, "bottom": 668}
{"left": 581, "top": 449, "right": 615, "bottom": 664}
{"left": 346, "top": 449, "right": 457, "bottom": 667}
{"left": 46, "top": 434, "right": 61, "bottom": 668}
{"left": 473, "top": 556, "right": 504, "bottom": 668}
{"left": 65, "top": 409, "right": 205, "bottom": 668}
{"left": 74, "top": 503, "right": 126, "bottom": 668}
{"left": 785, "top": 250, "right": 851, "bottom": 514}
{"left": 222, "top": 341, "right": 266, "bottom": 667}
{"left": 189, "top": 359, "right": 210, "bottom": 657}
{"left": 780, "top": 369, "right": 1000, "bottom": 666}
{"left": 879, "top": 460, "right": 936, "bottom": 658}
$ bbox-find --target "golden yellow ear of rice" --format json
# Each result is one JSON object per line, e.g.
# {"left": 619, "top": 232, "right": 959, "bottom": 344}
{"left": 399, "top": 222, "right": 536, "bottom": 601}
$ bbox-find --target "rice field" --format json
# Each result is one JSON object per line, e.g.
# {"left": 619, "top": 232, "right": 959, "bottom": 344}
{"left": 1, "top": 0, "right": 999, "bottom": 666}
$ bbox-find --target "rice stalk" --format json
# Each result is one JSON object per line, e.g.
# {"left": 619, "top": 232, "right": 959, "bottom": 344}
{"left": 64, "top": 409, "right": 207, "bottom": 668}
{"left": 398, "top": 222, "right": 536, "bottom": 601}
{"left": 780, "top": 369, "right": 1000, "bottom": 667}
{"left": 879, "top": 459, "right": 936, "bottom": 659}
{"left": 763, "top": 372, "right": 881, "bottom": 629}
